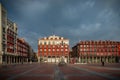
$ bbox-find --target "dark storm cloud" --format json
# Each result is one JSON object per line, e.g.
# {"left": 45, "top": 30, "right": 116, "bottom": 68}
{"left": 1, "top": 0, "right": 120, "bottom": 51}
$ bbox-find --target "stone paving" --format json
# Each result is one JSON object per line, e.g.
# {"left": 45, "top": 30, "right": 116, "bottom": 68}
{"left": 0, "top": 63, "right": 120, "bottom": 80}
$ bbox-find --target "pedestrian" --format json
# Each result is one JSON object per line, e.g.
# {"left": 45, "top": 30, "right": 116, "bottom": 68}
{"left": 22, "top": 61, "right": 23, "bottom": 64}
{"left": 101, "top": 58, "right": 104, "bottom": 66}
{"left": 102, "top": 61, "right": 104, "bottom": 66}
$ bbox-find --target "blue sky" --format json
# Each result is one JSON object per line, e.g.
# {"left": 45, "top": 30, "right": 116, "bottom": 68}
{"left": 1, "top": 0, "right": 120, "bottom": 51}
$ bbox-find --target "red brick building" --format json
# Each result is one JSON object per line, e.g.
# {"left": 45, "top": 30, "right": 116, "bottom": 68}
{"left": 118, "top": 45, "right": 120, "bottom": 58}
{"left": 38, "top": 35, "right": 69, "bottom": 63}
{"left": 17, "top": 38, "right": 30, "bottom": 63}
{"left": 72, "top": 40, "right": 120, "bottom": 63}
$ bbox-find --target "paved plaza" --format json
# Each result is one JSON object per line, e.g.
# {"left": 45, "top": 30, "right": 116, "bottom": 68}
{"left": 0, "top": 63, "right": 120, "bottom": 80}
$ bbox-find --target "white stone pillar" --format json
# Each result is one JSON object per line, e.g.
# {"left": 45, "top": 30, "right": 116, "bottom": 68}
{"left": 51, "top": 57, "right": 52, "bottom": 63}
{"left": 79, "top": 57, "right": 80, "bottom": 63}
{"left": 55, "top": 56, "right": 56, "bottom": 63}
{"left": 0, "top": 55, "right": 2, "bottom": 64}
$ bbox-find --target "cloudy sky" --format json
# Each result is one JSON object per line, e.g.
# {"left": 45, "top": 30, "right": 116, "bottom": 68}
{"left": 1, "top": 0, "right": 120, "bottom": 51}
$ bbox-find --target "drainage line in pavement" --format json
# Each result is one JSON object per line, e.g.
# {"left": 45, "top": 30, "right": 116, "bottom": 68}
{"left": 54, "top": 65, "right": 66, "bottom": 80}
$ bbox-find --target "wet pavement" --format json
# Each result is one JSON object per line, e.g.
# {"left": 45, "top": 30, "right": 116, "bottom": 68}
{"left": 0, "top": 63, "right": 120, "bottom": 80}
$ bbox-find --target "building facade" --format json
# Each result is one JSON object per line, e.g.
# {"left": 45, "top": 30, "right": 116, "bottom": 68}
{"left": 5, "top": 19, "right": 18, "bottom": 64}
{"left": 32, "top": 52, "right": 38, "bottom": 62}
{"left": 17, "top": 38, "right": 30, "bottom": 63}
{"left": 0, "top": 3, "right": 7, "bottom": 64}
{"left": 72, "top": 40, "right": 120, "bottom": 63}
{"left": 28, "top": 45, "right": 34, "bottom": 62}
{"left": 38, "top": 35, "right": 69, "bottom": 63}
{"left": 0, "top": 3, "right": 33, "bottom": 64}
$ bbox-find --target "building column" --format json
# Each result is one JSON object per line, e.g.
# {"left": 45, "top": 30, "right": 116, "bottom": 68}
{"left": 20, "top": 57, "right": 21, "bottom": 63}
{"left": 13, "top": 56, "right": 15, "bottom": 63}
{"left": 5, "top": 55, "right": 7, "bottom": 64}
{"left": 113, "top": 56, "right": 115, "bottom": 63}
{"left": 6, "top": 55, "right": 8, "bottom": 64}
{"left": 108, "top": 56, "right": 109, "bottom": 63}
{"left": 88, "top": 56, "right": 89, "bottom": 63}
{"left": 26, "top": 58, "right": 28, "bottom": 62}
{"left": 10, "top": 56, "right": 12, "bottom": 64}
{"left": 19, "top": 57, "right": 21, "bottom": 63}
{"left": 38, "top": 57, "right": 40, "bottom": 63}
{"left": 83, "top": 56, "right": 85, "bottom": 63}
{"left": 104, "top": 56, "right": 106, "bottom": 63}
{"left": 17, "top": 57, "right": 19, "bottom": 64}
{"left": 8, "top": 56, "right": 10, "bottom": 64}
{"left": 90, "top": 56, "right": 92, "bottom": 63}
{"left": 111, "top": 56, "right": 113, "bottom": 63}
{"left": 23, "top": 57, "right": 25, "bottom": 62}
{"left": 110, "top": 55, "right": 112, "bottom": 63}
{"left": 55, "top": 56, "right": 56, "bottom": 63}
{"left": 51, "top": 56, "right": 52, "bottom": 63}
{"left": 24, "top": 57, "right": 26, "bottom": 62}
{"left": 81, "top": 56, "right": 82, "bottom": 63}
{"left": 15, "top": 57, "right": 16, "bottom": 63}
{"left": 96, "top": 57, "right": 97, "bottom": 63}
{"left": 89, "top": 57, "right": 91, "bottom": 63}
{"left": 119, "top": 56, "right": 120, "bottom": 63}
{"left": 18, "top": 56, "right": 20, "bottom": 63}
{"left": 23, "top": 57, "right": 24, "bottom": 62}
{"left": 87, "top": 57, "right": 88, "bottom": 63}
{"left": 96, "top": 57, "right": 98, "bottom": 63}
{"left": 85, "top": 57, "right": 87, "bottom": 63}
{"left": 12, "top": 56, "right": 13, "bottom": 64}
{"left": 15, "top": 56, "right": 16, "bottom": 63}
{"left": 98, "top": 57, "right": 100, "bottom": 63}
{"left": 16, "top": 57, "right": 18, "bottom": 63}
{"left": 18, "top": 57, "right": 19, "bottom": 63}
{"left": 47, "top": 56, "right": 48, "bottom": 63}
{"left": 0, "top": 55, "right": 2, "bottom": 64}
{"left": 82, "top": 56, "right": 84, "bottom": 63}
{"left": 59, "top": 56, "right": 61, "bottom": 63}
{"left": 79, "top": 56, "right": 80, "bottom": 63}
{"left": 106, "top": 56, "right": 108, "bottom": 63}
{"left": 81, "top": 56, "right": 83, "bottom": 63}
{"left": 92, "top": 56, "right": 93, "bottom": 63}
{"left": 25, "top": 58, "right": 26, "bottom": 63}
